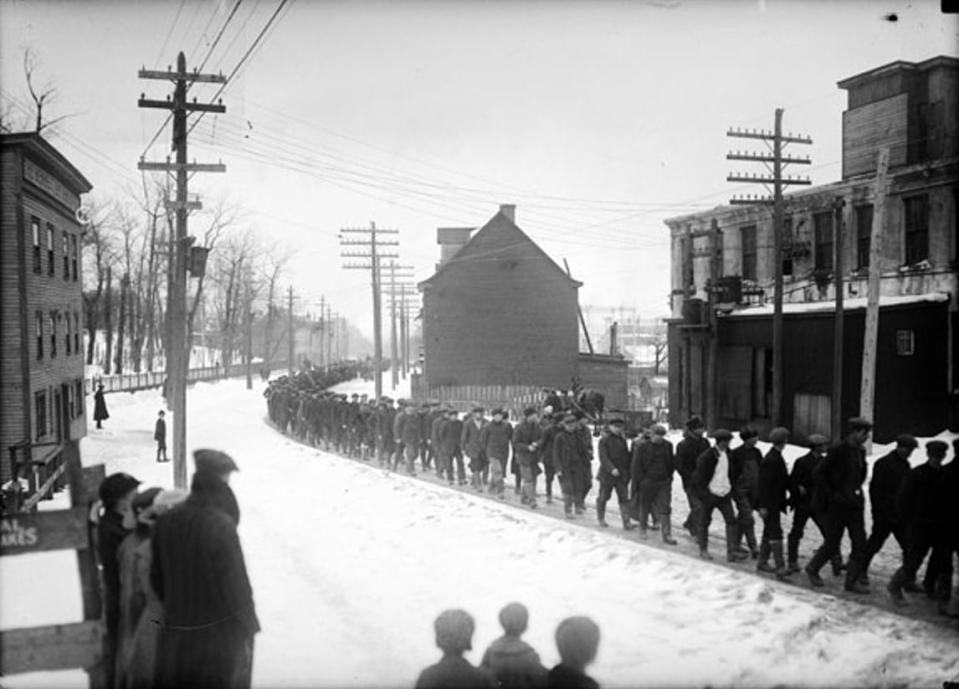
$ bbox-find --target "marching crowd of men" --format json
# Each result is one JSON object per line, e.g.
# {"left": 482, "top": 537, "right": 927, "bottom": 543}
{"left": 264, "top": 372, "right": 959, "bottom": 617}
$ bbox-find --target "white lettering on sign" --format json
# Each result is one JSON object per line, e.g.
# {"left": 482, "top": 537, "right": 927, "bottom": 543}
{"left": 0, "top": 518, "right": 39, "bottom": 548}
{"left": 23, "top": 158, "right": 78, "bottom": 212}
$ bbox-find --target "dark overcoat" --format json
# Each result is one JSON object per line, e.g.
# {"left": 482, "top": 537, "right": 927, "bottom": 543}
{"left": 150, "top": 473, "right": 259, "bottom": 689}
{"left": 94, "top": 389, "right": 110, "bottom": 422}
{"left": 757, "top": 447, "right": 789, "bottom": 513}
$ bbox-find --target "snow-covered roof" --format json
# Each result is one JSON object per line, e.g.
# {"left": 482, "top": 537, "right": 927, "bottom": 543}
{"left": 724, "top": 292, "right": 950, "bottom": 318}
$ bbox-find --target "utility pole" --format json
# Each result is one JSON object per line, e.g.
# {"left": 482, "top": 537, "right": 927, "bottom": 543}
{"left": 245, "top": 282, "right": 253, "bottom": 390}
{"left": 340, "top": 222, "right": 399, "bottom": 400}
{"left": 318, "top": 295, "right": 326, "bottom": 369}
{"left": 138, "top": 52, "right": 226, "bottom": 489}
{"left": 860, "top": 148, "right": 890, "bottom": 450}
{"left": 832, "top": 198, "right": 846, "bottom": 441}
{"left": 727, "top": 110, "right": 812, "bottom": 426}
{"left": 287, "top": 285, "right": 295, "bottom": 375}
{"left": 382, "top": 262, "right": 414, "bottom": 390}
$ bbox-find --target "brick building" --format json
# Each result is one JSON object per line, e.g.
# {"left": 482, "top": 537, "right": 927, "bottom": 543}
{"left": 664, "top": 56, "right": 958, "bottom": 442}
{"left": 416, "top": 205, "right": 628, "bottom": 411}
{"left": 1, "top": 133, "right": 92, "bottom": 488}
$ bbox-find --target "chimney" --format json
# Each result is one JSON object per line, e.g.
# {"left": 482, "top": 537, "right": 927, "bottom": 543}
{"left": 499, "top": 204, "right": 516, "bottom": 223}
{"left": 436, "top": 227, "right": 474, "bottom": 268}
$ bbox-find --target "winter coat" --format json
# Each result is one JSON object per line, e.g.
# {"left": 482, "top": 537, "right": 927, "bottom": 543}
{"left": 553, "top": 429, "right": 580, "bottom": 475}
{"left": 574, "top": 426, "right": 593, "bottom": 463}
{"left": 632, "top": 440, "right": 675, "bottom": 486}
{"left": 431, "top": 416, "right": 448, "bottom": 452}
{"left": 693, "top": 446, "right": 735, "bottom": 499}
{"left": 539, "top": 420, "right": 559, "bottom": 470}
{"left": 788, "top": 450, "right": 819, "bottom": 509}
{"left": 115, "top": 531, "right": 163, "bottom": 689}
{"left": 815, "top": 440, "right": 867, "bottom": 511}
{"left": 94, "top": 389, "right": 109, "bottom": 421}
{"left": 897, "top": 463, "right": 950, "bottom": 528}
{"left": 416, "top": 655, "right": 496, "bottom": 689}
{"left": 481, "top": 420, "right": 513, "bottom": 462}
{"left": 869, "top": 450, "right": 911, "bottom": 523}
{"left": 757, "top": 447, "right": 789, "bottom": 514}
{"left": 461, "top": 419, "right": 487, "bottom": 459}
{"left": 675, "top": 432, "right": 710, "bottom": 485}
{"left": 480, "top": 635, "right": 547, "bottom": 689}
{"left": 597, "top": 432, "right": 630, "bottom": 483}
{"left": 546, "top": 663, "right": 599, "bottom": 689}
{"left": 154, "top": 418, "right": 166, "bottom": 442}
{"left": 150, "top": 472, "right": 259, "bottom": 689}
{"left": 512, "top": 421, "right": 543, "bottom": 468}
{"left": 731, "top": 444, "right": 761, "bottom": 503}
{"left": 97, "top": 510, "right": 132, "bottom": 640}
{"left": 397, "top": 411, "right": 422, "bottom": 448}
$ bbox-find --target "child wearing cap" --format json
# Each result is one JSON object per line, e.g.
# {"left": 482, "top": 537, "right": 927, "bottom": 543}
{"left": 480, "top": 602, "right": 546, "bottom": 689}
{"left": 416, "top": 609, "right": 495, "bottom": 689}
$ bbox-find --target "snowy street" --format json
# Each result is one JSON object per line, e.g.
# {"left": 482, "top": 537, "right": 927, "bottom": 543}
{"left": 2, "top": 378, "right": 958, "bottom": 688}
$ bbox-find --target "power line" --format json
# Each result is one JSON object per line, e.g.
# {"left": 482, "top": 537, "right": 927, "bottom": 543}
{"left": 196, "top": 0, "right": 245, "bottom": 74}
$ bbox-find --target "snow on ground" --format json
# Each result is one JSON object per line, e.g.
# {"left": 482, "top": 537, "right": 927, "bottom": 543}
{"left": 2, "top": 378, "right": 957, "bottom": 688}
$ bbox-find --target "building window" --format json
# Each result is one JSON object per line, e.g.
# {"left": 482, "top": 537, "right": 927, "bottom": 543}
{"left": 897, "top": 330, "right": 915, "bottom": 356}
{"left": 814, "top": 211, "right": 834, "bottom": 272}
{"left": 903, "top": 195, "right": 929, "bottom": 265}
{"left": 32, "top": 217, "right": 42, "bottom": 273}
{"left": 855, "top": 205, "right": 873, "bottom": 270}
{"left": 70, "top": 234, "right": 79, "bottom": 281}
{"left": 65, "top": 314, "right": 71, "bottom": 355}
{"left": 741, "top": 225, "right": 757, "bottom": 281}
{"left": 75, "top": 378, "right": 84, "bottom": 417}
{"left": 46, "top": 224, "right": 55, "bottom": 276}
{"left": 74, "top": 313, "right": 81, "bottom": 354}
{"left": 35, "top": 390, "right": 47, "bottom": 440}
{"left": 35, "top": 311, "right": 44, "bottom": 359}
{"left": 50, "top": 312, "right": 57, "bottom": 358}
{"left": 62, "top": 231, "right": 70, "bottom": 279}
{"left": 68, "top": 384, "right": 76, "bottom": 419}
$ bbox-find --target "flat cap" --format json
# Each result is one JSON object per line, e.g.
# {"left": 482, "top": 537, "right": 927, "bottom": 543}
{"left": 685, "top": 415, "right": 705, "bottom": 430}
{"left": 712, "top": 429, "right": 733, "bottom": 442}
{"left": 895, "top": 434, "right": 918, "bottom": 449}
{"left": 563, "top": 413, "right": 577, "bottom": 423}
{"left": 768, "top": 426, "right": 791, "bottom": 445}
{"left": 739, "top": 426, "right": 759, "bottom": 440}
{"left": 607, "top": 417, "right": 625, "bottom": 426}
{"left": 807, "top": 433, "right": 829, "bottom": 447}
{"left": 491, "top": 407, "right": 504, "bottom": 417}
{"left": 523, "top": 406, "right": 538, "bottom": 417}
{"left": 847, "top": 417, "right": 873, "bottom": 432}
{"left": 194, "top": 448, "right": 239, "bottom": 475}
{"left": 99, "top": 472, "right": 141, "bottom": 505}
{"left": 471, "top": 405, "right": 485, "bottom": 413}
{"left": 926, "top": 440, "right": 948, "bottom": 457}
{"left": 651, "top": 424, "right": 667, "bottom": 436}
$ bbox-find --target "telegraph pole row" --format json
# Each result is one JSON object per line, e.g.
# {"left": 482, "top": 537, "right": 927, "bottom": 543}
{"left": 382, "top": 262, "right": 415, "bottom": 390}
{"left": 340, "top": 223, "right": 399, "bottom": 400}
{"left": 727, "top": 109, "right": 812, "bottom": 426}
{"left": 138, "top": 52, "right": 226, "bottom": 489}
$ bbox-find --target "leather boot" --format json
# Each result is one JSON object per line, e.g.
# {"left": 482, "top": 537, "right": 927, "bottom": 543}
{"left": 660, "top": 516, "right": 677, "bottom": 545}
{"left": 726, "top": 524, "right": 748, "bottom": 561}
{"left": 757, "top": 539, "right": 775, "bottom": 573}
{"left": 887, "top": 568, "right": 907, "bottom": 606}
{"left": 772, "top": 540, "right": 789, "bottom": 580}
{"left": 597, "top": 502, "right": 608, "bottom": 527}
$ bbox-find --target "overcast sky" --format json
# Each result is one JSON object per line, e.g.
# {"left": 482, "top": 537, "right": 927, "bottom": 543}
{"left": 2, "top": 0, "right": 957, "bottom": 336}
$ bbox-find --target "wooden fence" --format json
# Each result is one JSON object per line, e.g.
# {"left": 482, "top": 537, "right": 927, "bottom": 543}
{"left": 85, "top": 360, "right": 288, "bottom": 396}
{"left": 411, "top": 377, "right": 544, "bottom": 418}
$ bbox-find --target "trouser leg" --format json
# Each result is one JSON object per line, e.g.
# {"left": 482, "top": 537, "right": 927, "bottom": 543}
{"left": 596, "top": 481, "right": 611, "bottom": 523}
{"left": 521, "top": 464, "right": 537, "bottom": 505}
{"left": 788, "top": 505, "right": 810, "bottom": 564}
{"left": 844, "top": 508, "right": 867, "bottom": 588}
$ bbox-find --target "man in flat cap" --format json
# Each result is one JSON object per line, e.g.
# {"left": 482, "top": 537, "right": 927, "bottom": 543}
{"left": 461, "top": 407, "right": 488, "bottom": 491}
{"left": 692, "top": 429, "right": 744, "bottom": 560}
{"left": 512, "top": 406, "right": 543, "bottom": 508}
{"left": 887, "top": 439, "right": 952, "bottom": 608}
{"left": 596, "top": 417, "right": 634, "bottom": 530}
{"left": 786, "top": 434, "right": 843, "bottom": 575}
{"left": 676, "top": 415, "right": 709, "bottom": 539}
{"left": 480, "top": 408, "right": 513, "bottom": 498}
{"left": 151, "top": 449, "right": 259, "bottom": 688}
{"left": 632, "top": 424, "right": 677, "bottom": 543}
{"left": 860, "top": 434, "right": 917, "bottom": 585}
{"left": 805, "top": 417, "right": 871, "bottom": 593}
{"left": 553, "top": 414, "right": 582, "bottom": 519}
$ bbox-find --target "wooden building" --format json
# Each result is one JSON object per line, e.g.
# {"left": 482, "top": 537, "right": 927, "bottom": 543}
{"left": 665, "top": 56, "right": 958, "bottom": 442}
{"left": 416, "top": 205, "right": 628, "bottom": 411}
{"left": 1, "top": 133, "right": 92, "bottom": 489}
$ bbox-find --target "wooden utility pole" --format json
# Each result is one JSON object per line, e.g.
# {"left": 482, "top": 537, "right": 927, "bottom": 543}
{"left": 860, "top": 148, "right": 890, "bottom": 446}
{"left": 832, "top": 198, "right": 846, "bottom": 440}
{"left": 318, "top": 295, "right": 326, "bottom": 369}
{"left": 287, "top": 285, "right": 295, "bottom": 374}
{"left": 138, "top": 52, "right": 225, "bottom": 489}
{"left": 244, "top": 282, "right": 253, "bottom": 390}
{"left": 382, "top": 262, "right": 414, "bottom": 390}
{"left": 727, "top": 110, "right": 812, "bottom": 425}
{"left": 340, "top": 222, "right": 399, "bottom": 400}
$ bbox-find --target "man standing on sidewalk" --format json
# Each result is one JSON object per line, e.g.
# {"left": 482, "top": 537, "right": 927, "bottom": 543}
{"left": 596, "top": 417, "right": 634, "bottom": 531}
{"left": 512, "top": 407, "right": 543, "bottom": 508}
{"left": 693, "top": 429, "right": 746, "bottom": 562}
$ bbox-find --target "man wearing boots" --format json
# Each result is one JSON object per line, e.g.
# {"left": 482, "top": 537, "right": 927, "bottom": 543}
{"left": 554, "top": 414, "right": 581, "bottom": 519}
{"left": 693, "top": 429, "right": 745, "bottom": 561}
{"left": 512, "top": 407, "right": 543, "bottom": 508}
{"left": 804, "top": 417, "right": 871, "bottom": 593}
{"left": 461, "top": 406, "right": 488, "bottom": 491}
{"left": 786, "top": 434, "right": 844, "bottom": 575}
{"left": 860, "top": 434, "right": 916, "bottom": 584}
{"left": 756, "top": 427, "right": 792, "bottom": 580}
{"left": 731, "top": 426, "right": 762, "bottom": 559}
{"left": 887, "top": 440, "right": 951, "bottom": 607}
{"left": 632, "top": 424, "right": 677, "bottom": 544}
{"left": 596, "top": 417, "right": 634, "bottom": 531}
{"left": 539, "top": 412, "right": 560, "bottom": 504}
{"left": 676, "top": 416, "right": 709, "bottom": 539}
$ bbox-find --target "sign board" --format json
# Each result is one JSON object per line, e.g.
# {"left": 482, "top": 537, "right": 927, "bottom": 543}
{"left": 0, "top": 620, "right": 102, "bottom": 675}
{"left": 81, "top": 464, "right": 106, "bottom": 503}
{"left": 0, "top": 507, "right": 89, "bottom": 557}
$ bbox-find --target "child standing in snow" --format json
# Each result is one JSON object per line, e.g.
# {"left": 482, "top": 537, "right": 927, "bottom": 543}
{"left": 481, "top": 602, "right": 547, "bottom": 689}
{"left": 154, "top": 410, "right": 167, "bottom": 462}
{"left": 546, "top": 617, "right": 600, "bottom": 689}
{"left": 416, "top": 609, "right": 495, "bottom": 689}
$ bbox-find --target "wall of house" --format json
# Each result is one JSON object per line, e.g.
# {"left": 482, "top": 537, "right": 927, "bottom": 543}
{"left": 421, "top": 216, "right": 579, "bottom": 388}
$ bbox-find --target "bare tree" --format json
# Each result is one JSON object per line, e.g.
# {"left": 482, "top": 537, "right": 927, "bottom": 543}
{"left": 81, "top": 201, "right": 117, "bottom": 366}
{"left": 22, "top": 48, "right": 71, "bottom": 134}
